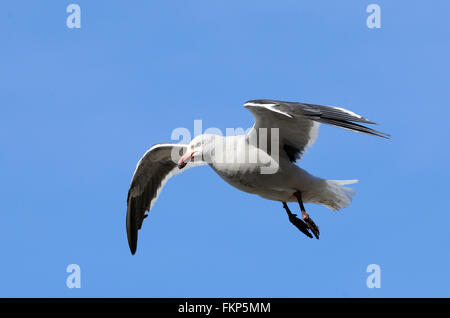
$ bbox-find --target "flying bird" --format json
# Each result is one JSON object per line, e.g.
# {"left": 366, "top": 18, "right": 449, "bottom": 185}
{"left": 126, "top": 99, "right": 390, "bottom": 254}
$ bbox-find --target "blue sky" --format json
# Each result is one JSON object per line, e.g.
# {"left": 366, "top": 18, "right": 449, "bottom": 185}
{"left": 1, "top": 1, "right": 449, "bottom": 297}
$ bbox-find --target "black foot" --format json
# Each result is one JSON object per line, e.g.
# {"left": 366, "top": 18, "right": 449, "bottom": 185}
{"left": 282, "top": 202, "right": 313, "bottom": 239}
{"left": 304, "top": 215, "right": 320, "bottom": 239}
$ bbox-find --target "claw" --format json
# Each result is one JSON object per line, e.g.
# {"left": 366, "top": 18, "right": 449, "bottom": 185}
{"left": 290, "top": 214, "right": 313, "bottom": 239}
{"left": 282, "top": 202, "right": 313, "bottom": 239}
{"left": 294, "top": 191, "right": 320, "bottom": 240}
{"left": 304, "top": 216, "right": 320, "bottom": 239}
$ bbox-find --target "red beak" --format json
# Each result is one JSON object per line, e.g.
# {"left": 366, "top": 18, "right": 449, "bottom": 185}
{"left": 178, "top": 151, "right": 194, "bottom": 169}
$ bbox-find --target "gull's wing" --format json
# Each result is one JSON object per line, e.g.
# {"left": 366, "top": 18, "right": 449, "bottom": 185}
{"left": 126, "top": 143, "right": 204, "bottom": 255}
{"left": 244, "top": 99, "right": 390, "bottom": 162}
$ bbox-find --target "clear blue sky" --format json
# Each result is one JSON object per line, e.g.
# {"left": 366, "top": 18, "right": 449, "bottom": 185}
{"left": 1, "top": 1, "right": 449, "bottom": 297}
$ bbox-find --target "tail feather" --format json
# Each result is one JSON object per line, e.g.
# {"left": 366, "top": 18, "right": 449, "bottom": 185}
{"left": 319, "top": 179, "right": 358, "bottom": 211}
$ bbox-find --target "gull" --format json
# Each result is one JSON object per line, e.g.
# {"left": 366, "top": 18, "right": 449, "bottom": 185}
{"left": 126, "top": 99, "right": 389, "bottom": 254}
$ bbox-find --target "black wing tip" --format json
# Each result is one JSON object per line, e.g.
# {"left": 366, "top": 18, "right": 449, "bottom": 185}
{"left": 354, "top": 119, "right": 390, "bottom": 135}
{"left": 348, "top": 118, "right": 391, "bottom": 139}
{"left": 127, "top": 228, "right": 138, "bottom": 255}
{"left": 127, "top": 225, "right": 138, "bottom": 255}
{"left": 317, "top": 117, "right": 391, "bottom": 139}
{"left": 364, "top": 128, "right": 391, "bottom": 139}
{"left": 371, "top": 132, "right": 391, "bottom": 139}
{"left": 126, "top": 199, "right": 139, "bottom": 256}
{"left": 357, "top": 128, "right": 391, "bottom": 140}
{"left": 368, "top": 128, "right": 391, "bottom": 139}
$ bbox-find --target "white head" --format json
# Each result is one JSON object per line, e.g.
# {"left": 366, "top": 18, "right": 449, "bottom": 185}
{"left": 177, "top": 134, "right": 216, "bottom": 169}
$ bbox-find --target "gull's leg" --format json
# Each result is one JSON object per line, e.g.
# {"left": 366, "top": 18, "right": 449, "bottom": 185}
{"left": 282, "top": 202, "right": 313, "bottom": 239}
{"left": 293, "top": 191, "right": 320, "bottom": 239}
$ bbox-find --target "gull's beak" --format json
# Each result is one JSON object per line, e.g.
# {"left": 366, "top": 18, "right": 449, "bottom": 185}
{"left": 178, "top": 151, "right": 195, "bottom": 169}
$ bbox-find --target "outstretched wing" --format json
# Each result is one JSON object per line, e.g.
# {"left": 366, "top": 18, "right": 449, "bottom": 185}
{"left": 126, "top": 143, "right": 203, "bottom": 255}
{"left": 244, "top": 99, "right": 390, "bottom": 162}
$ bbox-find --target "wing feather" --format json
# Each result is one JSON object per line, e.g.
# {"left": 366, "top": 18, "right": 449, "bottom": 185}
{"left": 244, "top": 99, "right": 389, "bottom": 162}
{"left": 126, "top": 143, "right": 203, "bottom": 255}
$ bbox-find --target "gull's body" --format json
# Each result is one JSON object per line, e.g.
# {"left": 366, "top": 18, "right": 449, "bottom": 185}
{"left": 207, "top": 134, "right": 325, "bottom": 204}
{"left": 126, "top": 99, "right": 389, "bottom": 254}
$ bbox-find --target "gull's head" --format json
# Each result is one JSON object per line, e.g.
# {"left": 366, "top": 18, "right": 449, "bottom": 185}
{"left": 177, "top": 134, "right": 214, "bottom": 169}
